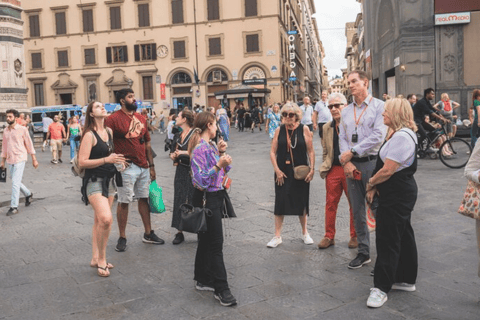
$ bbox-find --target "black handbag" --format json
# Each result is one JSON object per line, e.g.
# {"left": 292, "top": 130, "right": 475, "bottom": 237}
{"left": 179, "top": 192, "right": 212, "bottom": 233}
{"left": 223, "top": 191, "right": 236, "bottom": 218}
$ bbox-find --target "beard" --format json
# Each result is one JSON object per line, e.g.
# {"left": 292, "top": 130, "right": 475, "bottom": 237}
{"left": 6, "top": 119, "right": 15, "bottom": 125}
{"left": 125, "top": 101, "right": 137, "bottom": 111}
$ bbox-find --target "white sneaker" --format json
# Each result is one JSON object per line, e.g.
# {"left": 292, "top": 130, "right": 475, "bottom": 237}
{"left": 70, "top": 159, "right": 74, "bottom": 164}
{"left": 267, "top": 236, "right": 282, "bottom": 248}
{"left": 391, "top": 283, "right": 416, "bottom": 292}
{"left": 366, "top": 288, "right": 387, "bottom": 308}
{"left": 302, "top": 233, "right": 314, "bottom": 245}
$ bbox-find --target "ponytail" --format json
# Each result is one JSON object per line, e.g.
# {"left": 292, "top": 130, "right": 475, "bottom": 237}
{"left": 188, "top": 128, "right": 202, "bottom": 156}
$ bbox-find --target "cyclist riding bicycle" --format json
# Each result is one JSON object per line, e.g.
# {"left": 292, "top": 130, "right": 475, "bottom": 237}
{"left": 413, "top": 88, "right": 449, "bottom": 151}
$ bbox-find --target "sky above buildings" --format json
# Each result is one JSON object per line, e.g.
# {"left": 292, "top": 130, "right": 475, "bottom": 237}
{"left": 314, "top": 0, "right": 361, "bottom": 79}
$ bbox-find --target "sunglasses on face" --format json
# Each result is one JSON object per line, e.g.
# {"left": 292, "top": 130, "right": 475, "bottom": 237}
{"left": 327, "top": 103, "right": 343, "bottom": 110}
{"left": 282, "top": 112, "right": 296, "bottom": 118}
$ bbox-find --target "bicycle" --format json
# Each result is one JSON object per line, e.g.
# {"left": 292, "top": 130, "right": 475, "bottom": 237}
{"left": 417, "top": 121, "right": 471, "bottom": 168}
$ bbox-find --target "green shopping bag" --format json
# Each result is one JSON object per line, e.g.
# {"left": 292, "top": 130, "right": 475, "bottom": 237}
{"left": 149, "top": 180, "right": 166, "bottom": 214}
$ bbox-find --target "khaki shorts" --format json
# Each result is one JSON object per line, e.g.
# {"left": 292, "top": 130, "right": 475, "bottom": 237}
{"left": 50, "top": 139, "right": 63, "bottom": 151}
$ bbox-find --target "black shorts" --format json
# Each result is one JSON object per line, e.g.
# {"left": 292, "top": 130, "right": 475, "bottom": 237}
{"left": 43, "top": 132, "right": 48, "bottom": 140}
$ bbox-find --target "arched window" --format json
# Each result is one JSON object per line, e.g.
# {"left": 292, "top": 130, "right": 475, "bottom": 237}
{"left": 207, "top": 69, "right": 228, "bottom": 82}
{"left": 171, "top": 72, "right": 192, "bottom": 84}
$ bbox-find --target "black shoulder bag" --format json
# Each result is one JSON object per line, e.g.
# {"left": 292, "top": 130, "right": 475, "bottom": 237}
{"left": 179, "top": 191, "right": 212, "bottom": 233}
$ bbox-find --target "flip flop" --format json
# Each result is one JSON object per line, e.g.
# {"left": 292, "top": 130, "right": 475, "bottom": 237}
{"left": 97, "top": 265, "right": 110, "bottom": 277}
{"left": 90, "top": 262, "right": 114, "bottom": 269}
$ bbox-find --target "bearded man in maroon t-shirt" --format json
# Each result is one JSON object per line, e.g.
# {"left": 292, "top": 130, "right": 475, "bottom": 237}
{"left": 105, "top": 88, "right": 164, "bottom": 251}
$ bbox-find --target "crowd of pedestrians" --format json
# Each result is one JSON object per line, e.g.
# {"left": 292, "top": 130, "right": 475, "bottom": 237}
{"left": 3, "top": 72, "right": 480, "bottom": 310}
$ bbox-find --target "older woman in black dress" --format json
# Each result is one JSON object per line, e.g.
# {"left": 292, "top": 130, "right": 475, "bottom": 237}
{"left": 267, "top": 103, "right": 315, "bottom": 248}
{"left": 169, "top": 110, "right": 195, "bottom": 244}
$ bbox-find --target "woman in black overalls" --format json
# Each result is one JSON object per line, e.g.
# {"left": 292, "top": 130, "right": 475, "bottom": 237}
{"left": 365, "top": 99, "right": 419, "bottom": 308}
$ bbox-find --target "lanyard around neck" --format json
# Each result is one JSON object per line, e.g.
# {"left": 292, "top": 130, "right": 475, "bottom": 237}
{"left": 353, "top": 96, "right": 373, "bottom": 129}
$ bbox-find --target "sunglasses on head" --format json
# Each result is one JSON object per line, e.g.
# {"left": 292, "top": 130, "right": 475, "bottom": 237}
{"left": 327, "top": 103, "right": 343, "bottom": 110}
{"left": 282, "top": 112, "right": 296, "bottom": 118}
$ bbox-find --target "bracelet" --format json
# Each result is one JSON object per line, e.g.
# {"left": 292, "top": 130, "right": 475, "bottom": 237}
{"left": 214, "top": 165, "right": 221, "bottom": 171}
{"left": 149, "top": 164, "right": 155, "bottom": 168}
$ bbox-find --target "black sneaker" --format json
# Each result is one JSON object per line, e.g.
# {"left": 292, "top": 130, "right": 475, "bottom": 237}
{"left": 348, "top": 253, "right": 371, "bottom": 269}
{"left": 58, "top": 159, "right": 63, "bottom": 163}
{"left": 142, "top": 230, "right": 165, "bottom": 245}
{"left": 214, "top": 289, "right": 237, "bottom": 307}
{"left": 115, "top": 237, "right": 127, "bottom": 252}
{"left": 370, "top": 269, "right": 374, "bottom": 276}
{"left": 6, "top": 207, "right": 19, "bottom": 216}
{"left": 172, "top": 232, "right": 185, "bottom": 245}
{"left": 25, "top": 193, "right": 33, "bottom": 207}
{"left": 195, "top": 281, "right": 215, "bottom": 292}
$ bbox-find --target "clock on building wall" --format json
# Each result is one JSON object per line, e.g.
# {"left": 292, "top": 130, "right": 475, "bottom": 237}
{"left": 157, "top": 45, "right": 168, "bottom": 58}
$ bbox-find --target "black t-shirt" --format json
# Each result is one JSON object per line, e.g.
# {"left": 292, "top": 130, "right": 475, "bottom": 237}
{"left": 237, "top": 109, "right": 246, "bottom": 119}
{"left": 252, "top": 107, "right": 259, "bottom": 119}
{"left": 413, "top": 98, "right": 433, "bottom": 123}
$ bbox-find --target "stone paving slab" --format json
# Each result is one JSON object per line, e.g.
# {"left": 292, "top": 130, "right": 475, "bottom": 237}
{"left": 0, "top": 129, "right": 479, "bottom": 319}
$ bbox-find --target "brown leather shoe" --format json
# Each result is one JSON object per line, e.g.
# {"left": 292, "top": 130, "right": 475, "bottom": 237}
{"left": 317, "top": 237, "right": 335, "bottom": 249}
{"left": 348, "top": 237, "right": 358, "bottom": 249}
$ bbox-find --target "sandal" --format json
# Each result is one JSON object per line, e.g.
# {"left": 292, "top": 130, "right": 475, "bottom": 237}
{"left": 90, "top": 262, "right": 114, "bottom": 269}
{"left": 97, "top": 265, "right": 110, "bottom": 277}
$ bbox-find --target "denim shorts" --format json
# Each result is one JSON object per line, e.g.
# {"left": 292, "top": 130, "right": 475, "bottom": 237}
{"left": 86, "top": 177, "right": 116, "bottom": 198}
{"left": 117, "top": 163, "right": 150, "bottom": 203}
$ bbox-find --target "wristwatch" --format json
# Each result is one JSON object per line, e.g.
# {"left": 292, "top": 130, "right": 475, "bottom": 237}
{"left": 351, "top": 148, "right": 358, "bottom": 156}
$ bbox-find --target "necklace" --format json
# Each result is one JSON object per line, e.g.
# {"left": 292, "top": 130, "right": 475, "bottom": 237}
{"left": 286, "top": 126, "right": 298, "bottom": 150}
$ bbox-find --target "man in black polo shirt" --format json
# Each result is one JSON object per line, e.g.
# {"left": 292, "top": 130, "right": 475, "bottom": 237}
{"left": 413, "top": 88, "right": 448, "bottom": 150}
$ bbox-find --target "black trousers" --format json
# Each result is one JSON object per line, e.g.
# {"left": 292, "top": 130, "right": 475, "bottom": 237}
{"left": 193, "top": 189, "right": 229, "bottom": 293}
{"left": 374, "top": 204, "right": 418, "bottom": 293}
{"left": 238, "top": 118, "right": 245, "bottom": 131}
{"left": 415, "top": 120, "right": 435, "bottom": 149}
{"left": 318, "top": 123, "right": 326, "bottom": 139}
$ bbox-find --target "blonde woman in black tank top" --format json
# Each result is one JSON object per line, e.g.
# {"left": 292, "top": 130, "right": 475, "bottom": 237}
{"left": 78, "top": 102, "right": 126, "bottom": 277}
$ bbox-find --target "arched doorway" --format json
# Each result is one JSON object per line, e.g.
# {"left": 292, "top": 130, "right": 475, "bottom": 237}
{"left": 170, "top": 71, "right": 192, "bottom": 112}
{"left": 206, "top": 69, "right": 229, "bottom": 109}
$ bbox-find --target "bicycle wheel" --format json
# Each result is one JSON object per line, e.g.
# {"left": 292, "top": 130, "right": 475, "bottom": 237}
{"left": 439, "top": 138, "right": 472, "bottom": 168}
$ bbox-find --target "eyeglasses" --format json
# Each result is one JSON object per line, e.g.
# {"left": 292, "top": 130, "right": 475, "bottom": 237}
{"left": 282, "top": 112, "right": 296, "bottom": 118}
{"left": 327, "top": 103, "right": 343, "bottom": 110}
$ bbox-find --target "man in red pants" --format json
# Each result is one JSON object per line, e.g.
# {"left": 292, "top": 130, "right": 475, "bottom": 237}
{"left": 318, "top": 93, "right": 357, "bottom": 249}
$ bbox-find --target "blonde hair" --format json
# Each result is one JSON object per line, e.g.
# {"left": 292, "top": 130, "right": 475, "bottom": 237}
{"left": 441, "top": 93, "right": 449, "bottom": 101}
{"left": 280, "top": 102, "right": 302, "bottom": 122}
{"left": 384, "top": 98, "right": 417, "bottom": 132}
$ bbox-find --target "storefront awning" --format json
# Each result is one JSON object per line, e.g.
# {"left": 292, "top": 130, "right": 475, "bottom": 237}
{"left": 214, "top": 84, "right": 271, "bottom": 100}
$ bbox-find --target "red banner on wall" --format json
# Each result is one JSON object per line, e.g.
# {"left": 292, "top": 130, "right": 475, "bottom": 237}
{"left": 160, "top": 83, "right": 166, "bottom": 100}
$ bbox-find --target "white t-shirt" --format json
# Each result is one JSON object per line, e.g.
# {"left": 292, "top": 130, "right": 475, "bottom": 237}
{"left": 42, "top": 117, "right": 53, "bottom": 133}
{"left": 167, "top": 121, "right": 175, "bottom": 140}
{"left": 300, "top": 105, "right": 314, "bottom": 125}
{"left": 379, "top": 128, "right": 417, "bottom": 172}
{"left": 315, "top": 100, "right": 333, "bottom": 124}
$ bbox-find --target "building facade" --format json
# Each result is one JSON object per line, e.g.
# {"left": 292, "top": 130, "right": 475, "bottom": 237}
{"left": 0, "top": 0, "right": 28, "bottom": 127}
{"left": 22, "top": 0, "right": 324, "bottom": 113}
{"left": 362, "top": 0, "right": 480, "bottom": 118}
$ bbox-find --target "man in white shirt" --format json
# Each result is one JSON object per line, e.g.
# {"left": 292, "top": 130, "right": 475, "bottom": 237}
{"left": 339, "top": 70, "right": 387, "bottom": 270}
{"left": 313, "top": 91, "right": 333, "bottom": 139}
{"left": 300, "top": 97, "right": 314, "bottom": 131}
{"left": 41, "top": 113, "right": 53, "bottom": 152}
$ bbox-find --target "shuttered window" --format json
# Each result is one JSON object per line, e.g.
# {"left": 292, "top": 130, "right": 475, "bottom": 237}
{"left": 29, "top": 15, "right": 40, "bottom": 37}
{"left": 57, "top": 50, "right": 69, "bottom": 67}
{"left": 142, "top": 76, "right": 154, "bottom": 100}
{"left": 209, "top": 37, "right": 221, "bottom": 56}
{"left": 106, "top": 46, "right": 128, "bottom": 63}
{"left": 31, "top": 52, "right": 42, "bottom": 69}
{"left": 207, "top": 0, "right": 220, "bottom": 21}
{"left": 82, "top": 9, "right": 94, "bottom": 32}
{"left": 134, "top": 43, "right": 157, "bottom": 61}
{"left": 173, "top": 40, "right": 186, "bottom": 58}
{"left": 138, "top": 3, "right": 150, "bottom": 27}
{"left": 34, "top": 83, "right": 44, "bottom": 106}
{"left": 172, "top": 0, "right": 184, "bottom": 24}
{"left": 245, "top": 0, "right": 258, "bottom": 17}
{"left": 246, "top": 34, "right": 259, "bottom": 52}
{"left": 110, "top": 6, "right": 122, "bottom": 30}
{"left": 55, "top": 12, "right": 67, "bottom": 35}
{"left": 84, "top": 48, "right": 96, "bottom": 65}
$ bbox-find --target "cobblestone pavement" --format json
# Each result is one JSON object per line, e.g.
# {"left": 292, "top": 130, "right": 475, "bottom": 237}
{"left": 0, "top": 128, "right": 479, "bottom": 320}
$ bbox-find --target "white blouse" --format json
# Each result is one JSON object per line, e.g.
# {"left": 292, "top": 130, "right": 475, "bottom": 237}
{"left": 465, "top": 141, "right": 480, "bottom": 183}
{"left": 379, "top": 128, "right": 417, "bottom": 172}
